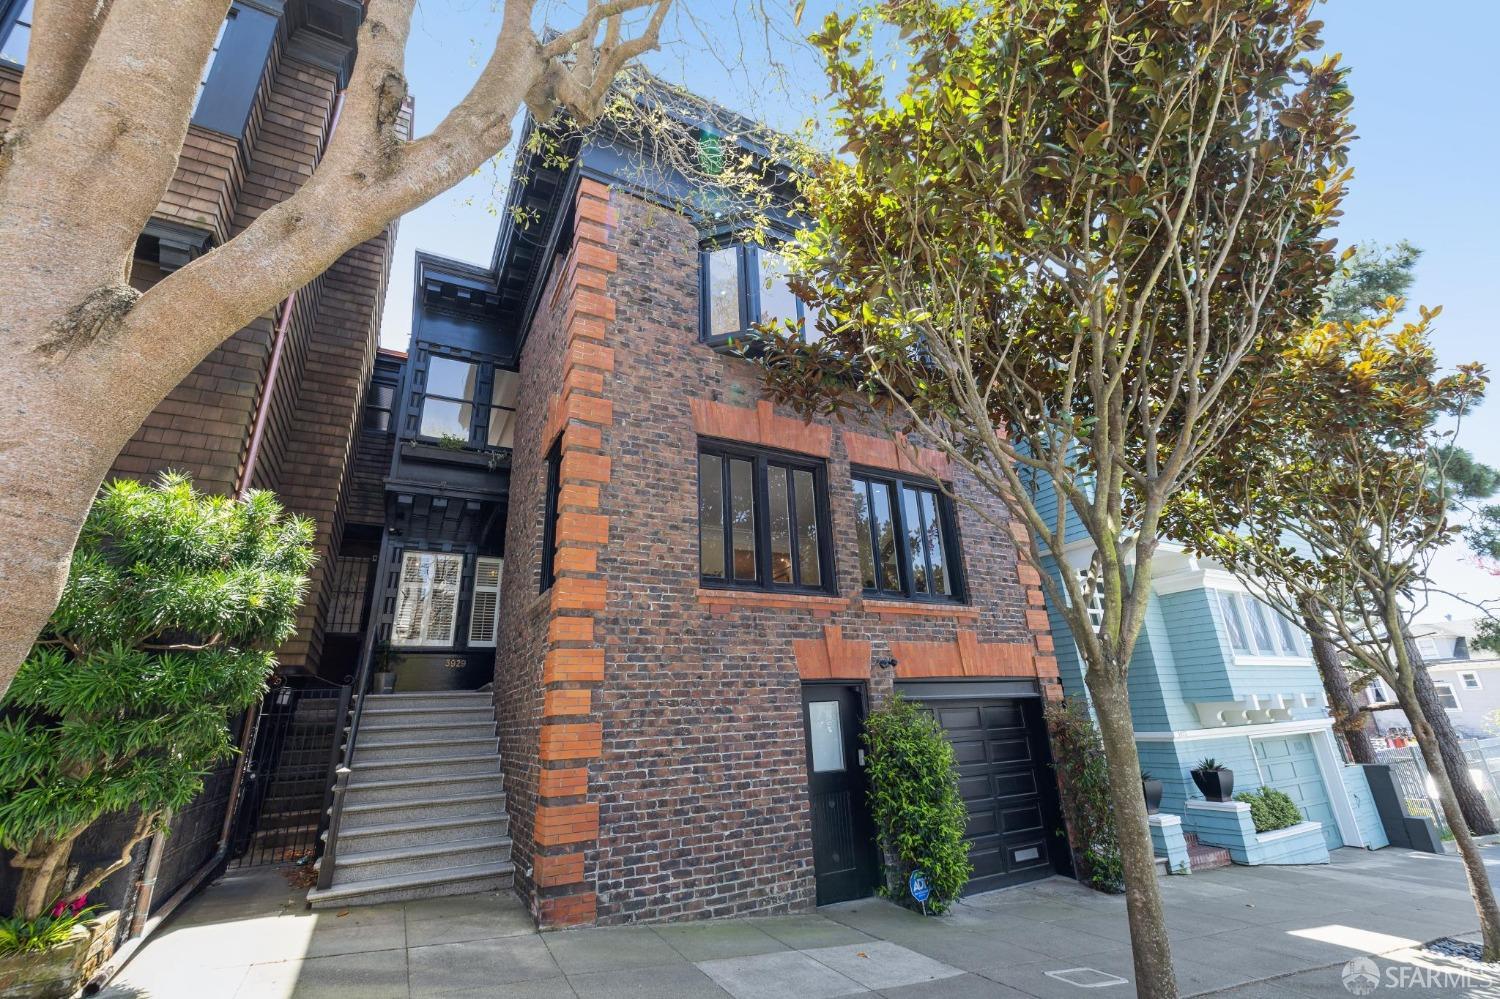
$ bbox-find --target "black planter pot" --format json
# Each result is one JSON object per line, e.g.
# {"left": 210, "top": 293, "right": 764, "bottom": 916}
{"left": 1142, "top": 778, "right": 1164, "bottom": 815}
{"left": 1191, "top": 768, "right": 1235, "bottom": 802}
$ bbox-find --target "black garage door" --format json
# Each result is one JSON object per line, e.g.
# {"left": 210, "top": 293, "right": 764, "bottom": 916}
{"left": 925, "top": 696, "right": 1062, "bottom": 893}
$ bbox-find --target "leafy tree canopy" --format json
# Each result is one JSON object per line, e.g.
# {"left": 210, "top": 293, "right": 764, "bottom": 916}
{"left": 0, "top": 474, "right": 313, "bottom": 917}
{"left": 1321, "top": 240, "right": 1421, "bottom": 324}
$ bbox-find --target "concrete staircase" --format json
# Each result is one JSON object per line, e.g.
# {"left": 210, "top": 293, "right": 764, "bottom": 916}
{"left": 307, "top": 690, "right": 513, "bottom": 909}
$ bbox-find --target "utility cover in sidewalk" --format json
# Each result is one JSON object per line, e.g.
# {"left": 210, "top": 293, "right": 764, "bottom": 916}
{"left": 1045, "top": 967, "right": 1130, "bottom": 988}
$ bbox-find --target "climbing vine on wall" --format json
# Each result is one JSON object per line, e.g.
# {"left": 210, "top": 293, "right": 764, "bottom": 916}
{"left": 1044, "top": 698, "right": 1124, "bottom": 893}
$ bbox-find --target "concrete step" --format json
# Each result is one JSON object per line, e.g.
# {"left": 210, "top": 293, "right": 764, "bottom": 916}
{"left": 358, "top": 720, "right": 497, "bottom": 742}
{"left": 361, "top": 706, "right": 495, "bottom": 727}
{"left": 344, "top": 772, "right": 503, "bottom": 805}
{"left": 349, "top": 753, "right": 501, "bottom": 781}
{"left": 308, "top": 860, "right": 514, "bottom": 909}
{"left": 335, "top": 813, "right": 509, "bottom": 852}
{"left": 364, "top": 691, "right": 494, "bottom": 711}
{"left": 341, "top": 790, "right": 506, "bottom": 827}
{"left": 355, "top": 736, "right": 499, "bottom": 764}
{"left": 331, "top": 835, "right": 513, "bottom": 884}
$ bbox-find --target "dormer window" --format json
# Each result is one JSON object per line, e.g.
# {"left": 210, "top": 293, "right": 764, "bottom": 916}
{"left": 417, "top": 354, "right": 519, "bottom": 450}
{"left": 700, "top": 240, "right": 818, "bottom": 346}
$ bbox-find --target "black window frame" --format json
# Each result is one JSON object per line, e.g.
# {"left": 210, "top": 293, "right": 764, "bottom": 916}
{"left": 697, "top": 439, "right": 835, "bottom": 595}
{"left": 0, "top": 0, "right": 33, "bottom": 68}
{"left": 539, "top": 438, "right": 563, "bottom": 592}
{"left": 850, "top": 468, "right": 966, "bottom": 603}
{"left": 414, "top": 351, "right": 520, "bottom": 452}
{"left": 699, "top": 239, "right": 816, "bottom": 347}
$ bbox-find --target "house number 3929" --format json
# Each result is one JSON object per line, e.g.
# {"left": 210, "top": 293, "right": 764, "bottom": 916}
{"left": 443, "top": 657, "right": 465, "bottom": 670}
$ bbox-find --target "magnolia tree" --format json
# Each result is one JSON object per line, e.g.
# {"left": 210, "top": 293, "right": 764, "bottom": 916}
{"left": 1179, "top": 309, "right": 1500, "bottom": 958}
{"left": 754, "top": 1, "right": 1351, "bottom": 994}
{"left": 0, "top": 0, "right": 690, "bottom": 694}
{"left": 0, "top": 475, "right": 313, "bottom": 920}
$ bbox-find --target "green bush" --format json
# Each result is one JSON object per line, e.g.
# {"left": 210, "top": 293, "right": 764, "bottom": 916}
{"left": 0, "top": 473, "right": 313, "bottom": 919}
{"left": 1043, "top": 698, "right": 1123, "bottom": 893}
{"left": 1234, "top": 787, "right": 1304, "bottom": 833}
{"left": 863, "top": 694, "right": 972, "bottom": 913}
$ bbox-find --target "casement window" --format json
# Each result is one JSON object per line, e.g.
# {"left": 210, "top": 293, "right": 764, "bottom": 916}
{"left": 417, "top": 353, "right": 519, "bottom": 450}
{"left": 1461, "top": 671, "right": 1482, "bottom": 691}
{"left": 1369, "top": 681, "right": 1389, "bottom": 703}
{"left": 540, "top": 440, "right": 562, "bottom": 592}
{"left": 1434, "top": 680, "right": 1461, "bottom": 712}
{"left": 850, "top": 471, "right": 961, "bottom": 602}
{"left": 468, "top": 557, "right": 503, "bottom": 647}
{"left": 391, "top": 551, "right": 463, "bottom": 647}
{"left": 700, "top": 241, "right": 819, "bottom": 345}
{"left": 0, "top": 0, "right": 32, "bottom": 66}
{"left": 698, "top": 443, "right": 832, "bottom": 592}
{"left": 1215, "top": 590, "right": 1310, "bottom": 659}
{"left": 1416, "top": 636, "right": 1440, "bottom": 658}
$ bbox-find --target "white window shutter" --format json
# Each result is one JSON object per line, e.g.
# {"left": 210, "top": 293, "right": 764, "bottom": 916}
{"left": 469, "top": 557, "right": 503, "bottom": 647}
{"left": 391, "top": 551, "right": 464, "bottom": 647}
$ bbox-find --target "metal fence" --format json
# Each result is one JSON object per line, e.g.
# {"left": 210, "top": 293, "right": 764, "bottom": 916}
{"left": 228, "top": 676, "right": 349, "bottom": 869}
{"left": 1373, "top": 737, "right": 1500, "bottom": 838}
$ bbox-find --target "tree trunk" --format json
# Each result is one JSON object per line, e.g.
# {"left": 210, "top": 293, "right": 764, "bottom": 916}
{"left": 12, "top": 834, "right": 79, "bottom": 920}
{"left": 1401, "top": 687, "right": 1500, "bottom": 960}
{"left": 1300, "top": 596, "right": 1376, "bottom": 764}
{"left": 1086, "top": 667, "right": 1178, "bottom": 998}
{"left": 1410, "top": 647, "right": 1497, "bottom": 835}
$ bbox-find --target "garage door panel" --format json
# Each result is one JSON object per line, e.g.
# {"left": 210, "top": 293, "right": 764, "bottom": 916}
{"left": 916, "top": 695, "right": 1060, "bottom": 894}
{"left": 1254, "top": 735, "right": 1342, "bottom": 851}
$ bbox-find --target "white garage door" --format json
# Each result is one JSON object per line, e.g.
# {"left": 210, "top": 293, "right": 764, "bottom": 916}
{"left": 1254, "top": 734, "right": 1343, "bottom": 850}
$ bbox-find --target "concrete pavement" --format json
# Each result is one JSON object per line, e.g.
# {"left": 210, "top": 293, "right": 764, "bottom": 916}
{"left": 100, "top": 846, "right": 1500, "bottom": 997}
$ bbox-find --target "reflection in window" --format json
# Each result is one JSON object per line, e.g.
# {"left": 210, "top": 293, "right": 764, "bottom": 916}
{"left": 808, "top": 700, "right": 845, "bottom": 773}
{"left": 1215, "top": 590, "right": 1308, "bottom": 658}
{"left": 700, "top": 241, "right": 817, "bottom": 342}
{"left": 391, "top": 551, "right": 464, "bottom": 647}
{"left": 0, "top": 0, "right": 32, "bottom": 65}
{"left": 487, "top": 368, "right": 519, "bottom": 448}
{"left": 418, "top": 354, "right": 518, "bottom": 450}
{"left": 706, "top": 245, "right": 741, "bottom": 337}
{"left": 852, "top": 472, "right": 958, "bottom": 601}
{"left": 699, "top": 443, "right": 829, "bottom": 592}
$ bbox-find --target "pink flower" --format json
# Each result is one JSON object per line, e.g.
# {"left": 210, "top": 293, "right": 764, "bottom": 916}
{"left": 50, "top": 895, "right": 87, "bottom": 918}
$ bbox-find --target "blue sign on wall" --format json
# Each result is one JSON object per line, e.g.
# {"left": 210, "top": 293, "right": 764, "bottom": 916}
{"left": 908, "top": 870, "right": 932, "bottom": 904}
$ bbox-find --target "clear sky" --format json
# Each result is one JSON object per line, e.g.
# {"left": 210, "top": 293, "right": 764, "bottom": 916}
{"left": 385, "top": 0, "right": 1498, "bottom": 620}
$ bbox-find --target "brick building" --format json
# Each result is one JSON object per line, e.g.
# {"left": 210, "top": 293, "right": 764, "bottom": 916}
{"left": 0, "top": 0, "right": 397, "bottom": 938}
{"left": 310, "top": 106, "right": 1071, "bottom": 927}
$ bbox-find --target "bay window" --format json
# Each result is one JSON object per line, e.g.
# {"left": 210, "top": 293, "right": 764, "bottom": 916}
{"left": 851, "top": 471, "right": 962, "bottom": 602}
{"left": 700, "top": 240, "right": 818, "bottom": 344}
{"left": 417, "top": 353, "right": 519, "bottom": 450}
{"left": 1214, "top": 590, "right": 1310, "bottom": 658}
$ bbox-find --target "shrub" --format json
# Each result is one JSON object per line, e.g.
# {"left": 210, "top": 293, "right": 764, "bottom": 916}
{"left": 1234, "top": 787, "right": 1304, "bottom": 833}
{"left": 1044, "top": 698, "right": 1123, "bottom": 893}
{"left": 863, "top": 694, "right": 972, "bottom": 913}
{"left": 0, "top": 900, "right": 98, "bottom": 957}
{"left": 0, "top": 474, "right": 313, "bottom": 920}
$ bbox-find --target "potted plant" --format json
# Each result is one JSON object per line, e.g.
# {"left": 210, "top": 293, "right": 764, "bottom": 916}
{"left": 1190, "top": 758, "right": 1235, "bottom": 802}
{"left": 1141, "top": 771, "right": 1164, "bottom": 815}
{"left": 371, "top": 642, "right": 399, "bottom": 694}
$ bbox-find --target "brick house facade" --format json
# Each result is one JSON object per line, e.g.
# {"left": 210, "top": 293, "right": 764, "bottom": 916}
{"left": 327, "top": 109, "right": 1070, "bottom": 926}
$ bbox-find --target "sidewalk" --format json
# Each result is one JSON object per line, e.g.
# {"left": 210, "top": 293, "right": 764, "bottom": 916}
{"left": 101, "top": 847, "right": 1500, "bottom": 998}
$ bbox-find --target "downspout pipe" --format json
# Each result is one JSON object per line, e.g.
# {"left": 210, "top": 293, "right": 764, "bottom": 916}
{"left": 101, "top": 86, "right": 350, "bottom": 990}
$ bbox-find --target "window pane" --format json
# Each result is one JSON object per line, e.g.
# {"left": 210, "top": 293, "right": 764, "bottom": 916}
{"left": 852, "top": 481, "right": 877, "bottom": 590}
{"left": 729, "top": 457, "right": 757, "bottom": 580}
{"left": 0, "top": 23, "right": 29, "bottom": 65}
{"left": 491, "top": 368, "right": 520, "bottom": 407}
{"left": 903, "top": 486, "right": 930, "bottom": 594}
{"left": 917, "top": 489, "right": 950, "bottom": 596}
{"left": 486, "top": 407, "right": 515, "bottom": 448}
{"left": 1248, "top": 600, "right": 1277, "bottom": 655}
{"left": 794, "top": 468, "right": 821, "bottom": 587}
{"left": 757, "top": 249, "right": 800, "bottom": 329}
{"left": 1219, "top": 592, "right": 1251, "bottom": 654}
{"left": 870, "top": 481, "right": 900, "bottom": 593}
{"left": 1435, "top": 683, "right": 1459, "bottom": 711}
{"left": 699, "top": 454, "right": 725, "bottom": 578}
{"left": 708, "top": 246, "right": 742, "bottom": 337}
{"left": 808, "top": 701, "right": 845, "bottom": 773}
{"left": 427, "top": 356, "right": 479, "bottom": 400}
{"left": 419, "top": 399, "right": 472, "bottom": 440}
{"left": 768, "top": 465, "right": 793, "bottom": 584}
{"left": 803, "top": 299, "right": 823, "bottom": 344}
{"left": 1275, "top": 614, "right": 1302, "bottom": 657}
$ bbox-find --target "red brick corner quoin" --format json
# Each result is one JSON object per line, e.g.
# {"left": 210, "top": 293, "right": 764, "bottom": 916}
{"left": 536, "top": 177, "right": 617, "bottom": 927}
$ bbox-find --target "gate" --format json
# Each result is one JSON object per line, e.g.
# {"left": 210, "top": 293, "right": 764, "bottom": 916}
{"left": 229, "top": 675, "right": 349, "bottom": 868}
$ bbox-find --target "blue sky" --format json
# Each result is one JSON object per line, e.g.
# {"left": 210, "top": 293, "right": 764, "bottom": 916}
{"left": 385, "top": 0, "right": 1497, "bottom": 618}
